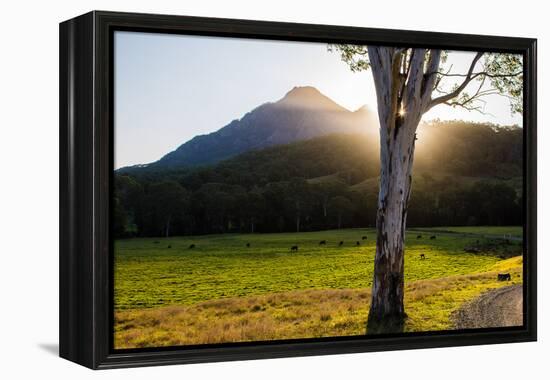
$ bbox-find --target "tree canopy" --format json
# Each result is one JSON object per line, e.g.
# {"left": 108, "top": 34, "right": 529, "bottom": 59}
{"left": 328, "top": 45, "right": 523, "bottom": 115}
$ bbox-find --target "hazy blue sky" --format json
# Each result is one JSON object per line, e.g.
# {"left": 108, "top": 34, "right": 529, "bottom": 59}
{"left": 114, "top": 31, "right": 522, "bottom": 169}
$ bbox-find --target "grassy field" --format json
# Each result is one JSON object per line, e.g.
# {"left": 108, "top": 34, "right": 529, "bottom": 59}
{"left": 114, "top": 227, "right": 523, "bottom": 348}
{"left": 418, "top": 226, "right": 523, "bottom": 238}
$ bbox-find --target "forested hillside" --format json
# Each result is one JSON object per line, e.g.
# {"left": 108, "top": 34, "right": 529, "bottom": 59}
{"left": 114, "top": 121, "right": 522, "bottom": 238}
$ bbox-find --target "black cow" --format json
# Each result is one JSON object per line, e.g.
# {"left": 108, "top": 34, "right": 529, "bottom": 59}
{"left": 153, "top": 241, "right": 160, "bottom": 244}
{"left": 246, "top": 243, "right": 250, "bottom": 248}
{"left": 497, "top": 273, "right": 511, "bottom": 281}
{"left": 167, "top": 245, "right": 172, "bottom": 249}
{"left": 319, "top": 240, "right": 327, "bottom": 245}
{"left": 420, "top": 253, "right": 426, "bottom": 260}
{"left": 361, "top": 236, "right": 367, "bottom": 240}
{"left": 430, "top": 235, "right": 437, "bottom": 240}
{"left": 464, "top": 247, "right": 481, "bottom": 253}
{"left": 290, "top": 245, "right": 298, "bottom": 252}
{"left": 339, "top": 241, "right": 344, "bottom": 247}
{"left": 188, "top": 244, "right": 195, "bottom": 249}
{"left": 356, "top": 241, "right": 361, "bottom": 246}
{"left": 416, "top": 235, "right": 422, "bottom": 239}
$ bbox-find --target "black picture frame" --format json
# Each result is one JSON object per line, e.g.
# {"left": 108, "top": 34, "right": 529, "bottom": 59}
{"left": 59, "top": 10, "right": 537, "bottom": 369}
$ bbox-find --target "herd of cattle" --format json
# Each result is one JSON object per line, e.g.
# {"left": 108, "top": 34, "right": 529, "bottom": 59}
{"left": 288, "top": 234, "right": 437, "bottom": 253}
{"left": 158, "top": 234, "right": 438, "bottom": 255}
{"left": 153, "top": 233, "right": 513, "bottom": 282}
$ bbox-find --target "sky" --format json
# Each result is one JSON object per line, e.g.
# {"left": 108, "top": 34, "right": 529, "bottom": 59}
{"left": 114, "top": 31, "right": 523, "bottom": 169}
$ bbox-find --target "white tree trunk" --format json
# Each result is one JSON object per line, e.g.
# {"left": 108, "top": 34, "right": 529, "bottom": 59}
{"left": 367, "top": 116, "right": 417, "bottom": 332}
{"left": 366, "top": 46, "right": 440, "bottom": 333}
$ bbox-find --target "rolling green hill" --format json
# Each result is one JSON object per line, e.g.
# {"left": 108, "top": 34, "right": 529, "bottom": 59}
{"left": 120, "top": 121, "right": 522, "bottom": 190}
{"left": 115, "top": 121, "right": 522, "bottom": 237}
{"left": 350, "top": 172, "right": 522, "bottom": 195}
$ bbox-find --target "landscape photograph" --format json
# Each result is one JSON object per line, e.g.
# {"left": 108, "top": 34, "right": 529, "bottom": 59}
{"left": 112, "top": 31, "right": 524, "bottom": 349}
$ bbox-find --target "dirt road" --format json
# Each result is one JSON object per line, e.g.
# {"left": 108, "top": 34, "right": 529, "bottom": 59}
{"left": 452, "top": 285, "right": 523, "bottom": 329}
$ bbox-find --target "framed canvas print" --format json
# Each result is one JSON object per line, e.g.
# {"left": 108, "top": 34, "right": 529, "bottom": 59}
{"left": 59, "top": 11, "right": 537, "bottom": 369}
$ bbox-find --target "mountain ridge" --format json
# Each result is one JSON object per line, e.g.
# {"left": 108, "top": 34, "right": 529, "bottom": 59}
{"left": 119, "top": 86, "right": 378, "bottom": 171}
{"left": 114, "top": 121, "right": 523, "bottom": 237}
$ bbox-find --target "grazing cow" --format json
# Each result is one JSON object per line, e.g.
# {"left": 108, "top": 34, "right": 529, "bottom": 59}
{"left": 188, "top": 244, "right": 195, "bottom": 249}
{"left": 153, "top": 241, "right": 160, "bottom": 244}
{"left": 167, "top": 245, "right": 172, "bottom": 249}
{"left": 430, "top": 235, "right": 436, "bottom": 240}
{"left": 362, "top": 235, "right": 367, "bottom": 240}
{"left": 356, "top": 241, "right": 361, "bottom": 246}
{"left": 290, "top": 245, "right": 298, "bottom": 252}
{"left": 339, "top": 241, "right": 344, "bottom": 247}
{"left": 416, "top": 235, "right": 422, "bottom": 239}
{"left": 497, "top": 273, "right": 511, "bottom": 281}
{"left": 319, "top": 240, "right": 327, "bottom": 245}
{"left": 246, "top": 243, "right": 250, "bottom": 248}
{"left": 420, "top": 253, "right": 426, "bottom": 260}
{"left": 464, "top": 247, "right": 481, "bottom": 253}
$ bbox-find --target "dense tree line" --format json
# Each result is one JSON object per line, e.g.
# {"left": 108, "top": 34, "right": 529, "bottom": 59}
{"left": 414, "top": 120, "right": 523, "bottom": 178}
{"left": 114, "top": 122, "right": 522, "bottom": 238}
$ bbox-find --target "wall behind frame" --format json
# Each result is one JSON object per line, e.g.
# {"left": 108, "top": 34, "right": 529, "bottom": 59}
{"left": 0, "top": 0, "right": 546, "bottom": 379}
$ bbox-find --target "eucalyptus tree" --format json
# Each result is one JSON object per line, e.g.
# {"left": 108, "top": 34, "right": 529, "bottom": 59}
{"left": 330, "top": 45, "right": 522, "bottom": 333}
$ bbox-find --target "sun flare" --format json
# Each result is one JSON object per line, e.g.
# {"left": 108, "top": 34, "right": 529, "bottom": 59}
{"left": 399, "top": 105, "right": 406, "bottom": 117}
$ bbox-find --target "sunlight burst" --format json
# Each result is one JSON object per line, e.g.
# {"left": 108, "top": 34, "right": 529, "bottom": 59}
{"left": 399, "top": 105, "right": 406, "bottom": 117}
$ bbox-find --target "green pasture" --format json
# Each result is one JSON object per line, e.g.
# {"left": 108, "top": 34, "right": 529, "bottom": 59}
{"left": 114, "top": 226, "right": 522, "bottom": 310}
{"left": 417, "top": 226, "right": 523, "bottom": 237}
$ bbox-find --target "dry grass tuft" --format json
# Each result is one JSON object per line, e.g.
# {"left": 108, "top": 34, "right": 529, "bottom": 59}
{"left": 115, "top": 256, "right": 522, "bottom": 348}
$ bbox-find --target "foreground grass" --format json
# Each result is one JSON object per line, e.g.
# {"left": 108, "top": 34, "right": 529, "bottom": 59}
{"left": 114, "top": 228, "right": 522, "bottom": 310}
{"left": 114, "top": 256, "right": 522, "bottom": 348}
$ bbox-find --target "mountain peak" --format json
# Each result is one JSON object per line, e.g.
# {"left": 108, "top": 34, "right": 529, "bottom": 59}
{"left": 277, "top": 86, "right": 347, "bottom": 112}
{"left": 285, "top": 86, "right": 323, "bottom": 97}
{"left": 125, "top": 86, "right": 373, "bottom": 170}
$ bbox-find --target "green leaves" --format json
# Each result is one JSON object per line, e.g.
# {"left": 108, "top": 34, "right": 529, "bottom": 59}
{"left": 483, "top": 53, "right": 523, "bottom": 114}
{"left": 328, "top": 44, "right": 523, "bottom": 116}
{"left": 327, "top": 44, "right": 370, "bottom": 72}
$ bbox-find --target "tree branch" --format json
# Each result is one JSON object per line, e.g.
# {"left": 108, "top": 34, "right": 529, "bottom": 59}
{"left": 398, "top": 49, "right": 413, "bottom": 102}
{"left": 433, "top": 70, "right": 522, "bottom": 79}
{"left": 420, "top": 49, "right": 441, "bottom": 111}
{"left": 432, "top": 64, "right": 453, "bottom": 92}
{"left": 443, "top": 100, "right": 490, "bottom": 115}
{"left": 443, "top": 75, "right": 500, "bottom": 115}
{"left": 426, "top": 52, "right": 483, "bottom": 111}
{"left": 403, "top": 48, "right": 426, "bottom": 110}
{"left": 393, "top": 47, "right": 407, "bottom": 60}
